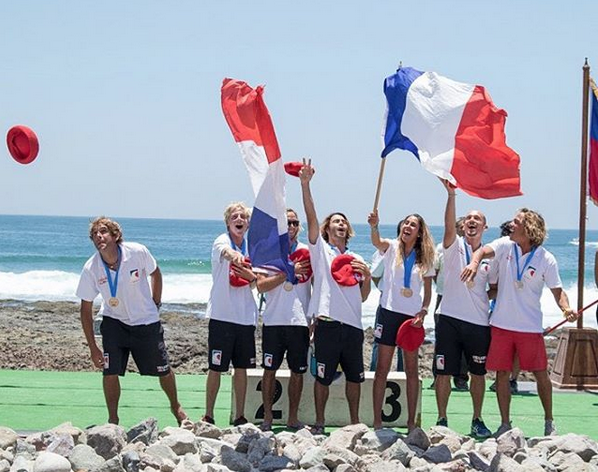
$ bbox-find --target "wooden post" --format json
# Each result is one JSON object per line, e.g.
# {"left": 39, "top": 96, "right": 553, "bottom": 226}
{"left": 550, "top": 59, "right": 598, "bottom": 389}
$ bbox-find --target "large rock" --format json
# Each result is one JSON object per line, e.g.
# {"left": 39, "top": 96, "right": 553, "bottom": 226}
{"left": 126, "top": 418, "right": 158, "bottom": 446}
{"left": 554, "top": 434, "right": 598, "bottom": 462}
{"left": 496, "top": 428, "right": 526, "bottom": 458}
{"left": 194, "top": 422, "right": 222, "bottom": 439}
{"left": 356, "top": 429, "right": 401, "bottom": 453}
{"left": 32, "top": 451, "right": 71, "bottom": 472}
{"left": 50, "top": 423, "right": 86, "bottom": 446}
{"left": 380, "top": 438, "right": 414, "bottom": 467}
{"left": 0, "top": 428, "right": 18, "bottom": 450}
{"left": 548, "top": 450, "right": 587, "bottom": 470}
{"left": 173, "top": 453, "right": 204, "bottom": 472}
{"left": 220, "top": 445, "right": 251, "bottom": 472}
{"left": 247, "top": 436, "right": 275, "bottom": 464}
{"left": 68, "top": 443, "right": 106, "bottom": 471}
{"left": 145, "top": 443, "right": 180, "bottom": 465}
{"left": 299, "top": 446, "right": 326, "bottom": 469}
{"left": 489, "top": 452, "right": 523, "bottom": 471}
{"left": 258, "top": 455, "right": 293, "bottom": 472}
{"left": 11, "top": 455, "right": 34, "bottom": 472}
{"left": 322, "top": 424, "right": 369, "bottom": 451}
{"left": 87, "top": 424, "right": 127, "bottom": 460}
{"left": 46, "top": 433, "right": 75, "bottom": 457}
{"left": 404, "top": 427, "right": 430, "bottom": 451}
{"left": 468, "top": 451, "right": 491, "bottom": 472}
{"left": 422, "top": 444, "right": 452, "bottom": 464}
{"left": 157, "top": 429, "right": 197, "bottom": 455}
{"left": 95, "top": 456, "right": 125, "bottom": 472}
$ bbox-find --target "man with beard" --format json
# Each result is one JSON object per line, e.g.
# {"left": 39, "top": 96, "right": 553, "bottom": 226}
{"left": 299, "top": 158, "right": 371, "bottom": 434}
{"left": 77, "top": 217, "right": 187, "bottom": 425}
{"left": 462, "top": 208, "right": 578, "bottom": 436}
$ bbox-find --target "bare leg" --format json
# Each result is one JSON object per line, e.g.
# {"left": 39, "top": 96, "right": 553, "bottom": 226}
{"left": 205, "top": 369, "right": 221, "bottom": 419}
{"left": 314, "top": 381, "right": 329, "bottom": 426}
{"left": 469, "top": 374, "right": 485, "bottom": 419}
{"left": 159, "top": 371, "right": 188, "bottom": 425}
{"left": 233, "top": 368, "right": 247, "bottom": 420}
{"left": 511, "top": 356, "right": 521, "bottom": 381}
{"left": 287, "top": 372, "right": 303, "bottom": 426}
{"left": 261, "top": 369, "right": 276, "bottom": 424}
{"left": 534, "top": 370, "right": 553, "bottom": 421}
{"left": 403, "top": 349, "right": 420, "bottom": 430}
{"left": 434, "top": 374, "right": 451, "bottom": 420}
{"left": 346, "top": 381, "right": 361, "bottom": 424}
{"left": 495, "top": 370, "right": 512, "bottom": 424}
{"left": 103, "top": 375, "right": 121, "bottom": 424}
{"left": 372, "top": 344, "right": 395, "bottom": 429}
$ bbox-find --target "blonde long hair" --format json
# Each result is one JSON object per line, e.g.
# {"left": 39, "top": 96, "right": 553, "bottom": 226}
{"left": 396, "top": 214, "right": 435, "bottom": 274}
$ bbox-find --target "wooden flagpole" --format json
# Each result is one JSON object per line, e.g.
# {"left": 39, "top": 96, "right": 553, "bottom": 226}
{"left": 372, "top": 157, "right": 387, "bottom": 211}
{"left": 578, "top": 58, "right": 590, "bottom": 327}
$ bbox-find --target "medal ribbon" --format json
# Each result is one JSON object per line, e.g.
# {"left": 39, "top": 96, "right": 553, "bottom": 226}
{"left": 514, "top": 243, "right": 537, "bottom": 283}
{"left": 403, "top": 250, "right": 416, "bottom": 289}
{"left": 102, "top": 246, "right": 122, "bottom": 300}
{"left": 228, "top": 235, "right": 247, "bottom": 256}
{"left": 464, "top": 242, "right": 471, "bottom": 265}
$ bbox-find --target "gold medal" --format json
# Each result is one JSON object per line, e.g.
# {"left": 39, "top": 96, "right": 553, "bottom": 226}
{"left": 401, "top": 287, "right": 413, "bottom": 298}
{"left": 466, "top": 280, "right": 475, "bottom": 289}
{"left": 283, "top": 281, "right": 293, "bottom": 292}
{"left": 515, "top": 280, "right": 524, "bottom": 289}
{"left": 109, "top": 297, "right": 119, "bottom": 307}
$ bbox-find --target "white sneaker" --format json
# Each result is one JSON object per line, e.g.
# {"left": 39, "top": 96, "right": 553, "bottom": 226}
{"left": 493, "top": 422, "right": 512, "bottom": 438}
{"left": 544, "top": 420, "right": 557, "bottom": 436}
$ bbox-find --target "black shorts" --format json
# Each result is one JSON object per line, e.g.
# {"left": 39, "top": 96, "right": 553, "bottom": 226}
{"left": 100, "top": 316, "right": 170, "bottom": 377}
{"left": 434, "top": 314, "right": 491, "bottom": 376}
{"left": 208, "top": 319, "right": 256, "bottom": 372}
{"left": 262, "top": 325, "right": 309, "bottom": 374}
{"left": 313, "top": 319, "right": 364, "bottom": 386}
{"left": 373, "top": 306, "right": 413, "bottom": 346}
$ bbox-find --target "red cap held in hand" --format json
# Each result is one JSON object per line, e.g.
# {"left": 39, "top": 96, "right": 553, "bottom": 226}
{"left": 330, "top": 254, "right": 362, "bottom": 287}
{"left": 229, "top": 256, "right": 252, "bottom": 287}
{"left": 290, "top": 248, "right": 312, "bottom": 283}
{"left": 396, "top": 319, "right": 425, "bottom": 352}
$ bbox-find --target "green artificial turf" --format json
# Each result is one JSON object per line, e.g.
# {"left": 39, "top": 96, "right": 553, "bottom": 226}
{"left": 1, "top": 370, "right": 597, "bottom": 439}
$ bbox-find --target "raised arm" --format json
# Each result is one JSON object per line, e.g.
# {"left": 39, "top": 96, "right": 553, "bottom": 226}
{"left": 299, "top": 158, "right": 319, "bottom": 245}
{"left": 368, "top": 209, "right": 390, "bottom": 252}
{"left": 441, "top": 178, "right": 457, "bottom": 249}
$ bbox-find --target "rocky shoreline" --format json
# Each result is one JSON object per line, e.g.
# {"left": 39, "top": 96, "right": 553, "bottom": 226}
{"left": 1, "top": 419, "right": 597, "bottom": 472}
{"left": 0, "top": 300, "right": 561, "bottom": 381}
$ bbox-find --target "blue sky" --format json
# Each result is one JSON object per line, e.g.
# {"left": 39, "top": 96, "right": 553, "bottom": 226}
{"left": 1, "top": 1, "right": 597, "bottom": 229}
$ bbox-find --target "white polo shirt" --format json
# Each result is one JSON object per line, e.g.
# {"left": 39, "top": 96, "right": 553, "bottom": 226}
{"left": 378, "top": 239, "right": 435, "bottom": 316}
{"left": 206, "top": 233, "right": 258, "bottom": 326}
{"left": 261, "top": 242, "right": 311, "bottom": 327}
{"left": 76, "top": 242, "right": 159, "bottom": 326}
{"left": 487, "top": 236, "right": 562, "bottom": 333}
{"left": 439, "top": 236, "right": 492, "bottom": 326}
{"left": 434, "top": 242, "right": 445, "bottom": 295}
{"left": 307, "top": 235, "right": 364, "bottom": 330}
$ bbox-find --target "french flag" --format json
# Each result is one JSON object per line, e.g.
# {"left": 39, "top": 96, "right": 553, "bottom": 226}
{"left": 221, "top": 78, "right": 295, "bottom": 281}
{"left": 589, "top": 82, "right": 598, "bottom": 205}
{"left": 382, "top": 67, "right": 522, "bottom": 199}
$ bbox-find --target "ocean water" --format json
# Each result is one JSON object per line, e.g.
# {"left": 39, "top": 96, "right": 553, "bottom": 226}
{"left": 1, "top": 214, "right": 597, "bottom": 330}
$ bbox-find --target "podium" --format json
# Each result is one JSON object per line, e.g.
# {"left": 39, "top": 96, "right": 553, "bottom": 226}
{"left": 549, "top": 328, "right": 598, "bottom": 389}
{"left": 233, "top": 369, "right": 421, "bottom": 427}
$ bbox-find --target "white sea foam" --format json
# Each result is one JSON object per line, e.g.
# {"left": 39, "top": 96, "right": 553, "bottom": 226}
{"left": 569, "top": 238, "right": 598, "bottom": 248}
{"left": 1, "top": 271, "right": 596, "bottom": 331}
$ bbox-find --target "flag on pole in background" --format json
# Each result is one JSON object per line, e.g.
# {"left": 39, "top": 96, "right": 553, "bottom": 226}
{"left": 221, "top": 78, "right": 294, "bottom": 281}
{"left": 382, "top": 66, "right": 522, "bottom": 199}
{"left": 589, "top": 79, "right": 598, "bottom": 205}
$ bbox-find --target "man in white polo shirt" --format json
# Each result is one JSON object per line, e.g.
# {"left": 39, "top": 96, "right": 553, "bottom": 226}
{"left": 434, "top": 180, "right": 493, "bottom": 438}
{"left": 462, "top": 208, "right": 578, "bottom": 437}
{"left": 77, "top": 217, "right": 187, "bottom": 425}
{"left": 299, "top": 158, "right": 371, "bottom": 435}
{"left": 204, "top": 202, "right": 258, "bottom": 426}
{"left": 256, "top": 208, "right": 312, "bottom": 431}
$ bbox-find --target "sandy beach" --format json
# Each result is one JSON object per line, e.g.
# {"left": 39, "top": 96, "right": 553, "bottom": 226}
{"left": 0, "top": 299, "right": 558, "bottom": 380}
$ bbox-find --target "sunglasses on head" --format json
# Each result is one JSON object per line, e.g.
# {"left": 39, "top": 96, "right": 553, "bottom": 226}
{"left": 287, "top": 220, "right": 300, "bottom": 227}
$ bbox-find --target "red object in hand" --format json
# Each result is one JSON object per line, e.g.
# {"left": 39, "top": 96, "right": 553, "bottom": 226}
{"left": 330, "top": 254, "right": 362, "bottom": 287}
{"left": 396, "top": 319, "right": 425, "bottom": 351}
{"left": 229, "top": 256, "right": 252, "bottom": 287}
{"left": 284, "top": 161, "right": 315, "bottom": 177}
{"left": 290, "top": 248, "right": 312, "bottom": 283}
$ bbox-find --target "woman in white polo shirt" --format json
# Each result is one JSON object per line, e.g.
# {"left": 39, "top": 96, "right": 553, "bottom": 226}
{"left": 368, "top": 209, "right": 435, "bottom": 431}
